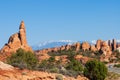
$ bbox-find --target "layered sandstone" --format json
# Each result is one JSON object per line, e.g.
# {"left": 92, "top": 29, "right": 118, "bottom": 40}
{"left": 0, "top": 21, "right": 32, "bottom": 53}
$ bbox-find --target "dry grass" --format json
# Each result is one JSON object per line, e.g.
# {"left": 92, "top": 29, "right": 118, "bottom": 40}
{"left": 105, "top": 72, "right": 120, "bottom": 80}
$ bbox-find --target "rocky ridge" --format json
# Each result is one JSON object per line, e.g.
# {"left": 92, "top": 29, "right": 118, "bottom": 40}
{"left": 36, "top": 39, "right": 120, "bottom": 62}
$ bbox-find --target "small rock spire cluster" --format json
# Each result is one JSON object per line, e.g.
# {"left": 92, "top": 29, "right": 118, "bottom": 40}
{"left": 0, "top": 21, "right": 33, "bottom": 53}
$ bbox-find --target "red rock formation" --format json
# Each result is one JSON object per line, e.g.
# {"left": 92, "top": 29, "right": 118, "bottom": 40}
{"left": 60, "top": 46, "right": 66, "bottom": 51}
{"left": 19, "top": 21, "right": 27, "bottom": 45}
{"left": 96, "top": 39, "right": 102, "bottom": 50}
{"left": 101, "top": 41, "right": 112, "bottom": 56}
{"left": 75, "top": 55, "right": 92, "bottom": 64}
{"left": 108, "top": 40, "right": 112, "bottom": 49}
{"left": 75, "top": 42, "right": 81, "bottom": 51}
{"left": 65, "top": 45, "right": 71, "bottom": 50}
{"left": 0, "top": 21, "right": 33, "bottom": 53}
{"left": 112, "top": 39, "right": 117, "bottom": 51}
{"left": 90, "top": 45, "right": 97, "bottom": 52}
{"left": 81, "top": 42, "right": 90, "bottom": 51}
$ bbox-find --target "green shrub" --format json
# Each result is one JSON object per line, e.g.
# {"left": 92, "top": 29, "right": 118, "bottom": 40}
{"left": 66, "top": 59, "right": 83, "bottom": 72}
{"left": 7, "top": 48, "right": 38, "bottom": 70}
{"left": 38, "top": 57, "right": 57, "bottom": 72}
{"left": 49, "top": 67, "right": 59, "bottom": 73}
{"left": 84, "top": 60, "right": 108, "bottom": 80}
{"left": 65, "top": 58, "right": 83, "bottom": 77}
{"left": 114, "top": 64, "right": 120, "bottom": 68}
{"left": 48, "top": 56, "right": 55, "bottom": 62}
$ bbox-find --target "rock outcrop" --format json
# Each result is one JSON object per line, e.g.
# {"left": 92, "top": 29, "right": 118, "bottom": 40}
{"left": 0, "top": 61, "right": 14, "bottom": 70}
{"left": 101, "top": 41, "right": 112, "bottom": 56}
{"left": 90, "top": 45, "right": 97, "bottom": 52}
{"left": 75, "top": 42, "right": 81, "bottom": 51}
{"left": 81, "top": 42, "right": 90, "bottom": 51}
{"left": 112, "top": 39, "right": 117, "bottom": 51}
{"left": 0, "top": 21, "right": 33, "bottom": 53}
{"left": 96, "top": 39, "right": 102, "bottom": 50}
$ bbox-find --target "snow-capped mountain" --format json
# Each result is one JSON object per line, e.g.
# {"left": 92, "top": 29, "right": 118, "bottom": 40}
{"left": 32, "top": 39, "right": 120, "bottom": 50}
{"left": 32, "top": 40, "right": 76, "bottom": 50}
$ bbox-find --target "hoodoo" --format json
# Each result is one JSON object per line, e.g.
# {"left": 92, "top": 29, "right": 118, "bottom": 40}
{"left": 0, "top": 21, "right": 33, "bottom": 53}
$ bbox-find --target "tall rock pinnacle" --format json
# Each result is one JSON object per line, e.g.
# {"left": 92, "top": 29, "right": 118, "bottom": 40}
{"left": 19, "top": 21, "right": 27, "bottom": 45}
{"left": 0, "top": 21, "right": 33, "bottom": 53}
{"left": 19, "top": 21, "right": 25, "bottom": 29}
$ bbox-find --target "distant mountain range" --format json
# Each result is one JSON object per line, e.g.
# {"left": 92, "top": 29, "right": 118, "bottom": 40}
{"left": 32, "top": 40, "right": 76, "bottom": 50}
{"left": 32, "top": 39, "right": 120, "bottom": 50}
{"left": 32, "top": 40, "right": 94, "bottom": 50}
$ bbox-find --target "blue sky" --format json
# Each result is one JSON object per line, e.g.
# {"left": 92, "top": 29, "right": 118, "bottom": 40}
{"left": 0, "top": 0, "right": 120, "bottom": 48}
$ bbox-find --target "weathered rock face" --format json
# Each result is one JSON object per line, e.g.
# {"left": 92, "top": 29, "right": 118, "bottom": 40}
{"left": 96, "top": 39, "right": 102, "bottom": 50}
{"left": 60, "top": 46, "right": 66, "bottom": 51}
{"left": 101, "top": 41, "right": 112, "bottom": 56}
{"left": 19, "top": 21, "right": 27, "bottom": 46}
{"left": 0, "top": 21, "right": 33, "bottom": 53}
{"left": 90, "top": 45, "right": 97, "bottom": 52}
{"left": 75, "top": 42, "right": 81, "bottom": 51}
{"left": 112, "top": 39, "right": 117, "bottom": 51}
{"left": 81, "top": 42, "right": 90, "bottom": 51}
{"left": 108, "top": 40, "right": 112, "bottom": 49}
{"left": 65, "top": 45, "right": 71, "bottom": 50}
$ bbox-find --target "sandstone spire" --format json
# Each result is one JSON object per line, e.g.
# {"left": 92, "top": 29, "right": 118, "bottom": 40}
{"left": 19, "top": 21, "right": 25, "bottom": 29}
{"left": 112, "top": 39, "right": 116, "bottom": 51}
{"left": 0, "top": 21, "right": 33, "bottom": 53}
{"left": 96, "top": 39, "right": 102, "bottom": 50}
{"left": 19, "top": 21, "right": 27, "bottom": 45}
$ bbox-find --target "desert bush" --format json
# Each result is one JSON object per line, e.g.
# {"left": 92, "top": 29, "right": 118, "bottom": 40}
{"left": 84, "top": 60, "right": 108, "bottom": 80}
{"left": 66, "top": 59, "right": 83, "bottom": 72}
{"left": 114, "top": 64, "right": 120, "bottom": 68}
{"left": 7, "top": 48, "right": 38, "bottom": 70}
{"left": 65, "top": 58, "right": 83, "bottom": 77}
{"left": 56, "top": 74, "right": 63, "bottom": 80}
{"left": 105, "top": 72, "right": 120, "bottom": 80}
{"left": 49, "top": 67, "right": 59, "bottom": 73}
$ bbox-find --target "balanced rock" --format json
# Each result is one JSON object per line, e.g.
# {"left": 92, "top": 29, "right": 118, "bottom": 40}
{"left": 0, "top": 21, "right": 33, "bottom": 53}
